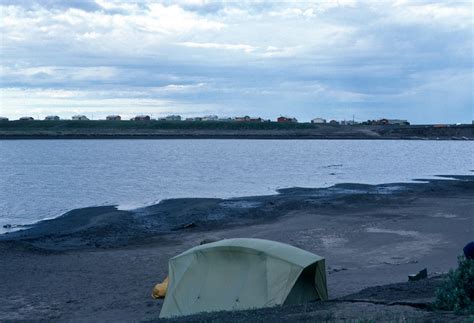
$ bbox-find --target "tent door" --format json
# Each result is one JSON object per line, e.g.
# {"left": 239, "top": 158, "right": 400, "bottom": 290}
{"left": 283, "top": 264, "right": 319, "bottom": 305}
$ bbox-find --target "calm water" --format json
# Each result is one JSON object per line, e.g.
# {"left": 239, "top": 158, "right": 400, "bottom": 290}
{"left": 0, "top": 139, "right": 473, "bottom": 230}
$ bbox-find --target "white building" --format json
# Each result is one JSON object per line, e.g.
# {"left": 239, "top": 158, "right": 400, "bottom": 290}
{"left": 72, "top": 115, "right": 89, "bottom": 120}
{"left": 45, "top": 115, "right": 60, "bottom": 120}
{"left": 341, "top": 120, "right": 359, "bottom": 125}
{"left": 311, "top": 118, "right": 327, "bottom": 124}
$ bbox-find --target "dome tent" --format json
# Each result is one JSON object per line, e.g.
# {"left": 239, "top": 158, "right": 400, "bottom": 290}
{"left": 159, "top": 238, "right": 328, "bottom": 318}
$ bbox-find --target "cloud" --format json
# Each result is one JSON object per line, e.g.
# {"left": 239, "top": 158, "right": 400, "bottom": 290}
{"left": 0, "top": 87, "right": 221, "bottom": 119}
{"left": 389, "top": 2, "right": 472, "bottom": 29}
{"left": 177, "top": 42, "right": 256, "bottom": 53}
{"left": 0, "top": 0, "right": 103, "bottom": 12}
{"left": 0, "top": 1, "right": 472, "bottom": 123}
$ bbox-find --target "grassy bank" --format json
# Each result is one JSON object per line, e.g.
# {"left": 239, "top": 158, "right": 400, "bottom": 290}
{"left": 0, "top": 120, "right": 472, "bottom": 140}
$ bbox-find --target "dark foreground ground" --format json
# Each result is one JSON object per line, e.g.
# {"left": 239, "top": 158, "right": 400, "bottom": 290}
{"left": 0, "top": 176, "right": 473, "bottom": 321}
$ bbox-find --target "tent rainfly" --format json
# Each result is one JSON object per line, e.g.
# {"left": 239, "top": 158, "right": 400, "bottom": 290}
{"left": 159, "top": 238, "right": 328, "bottom": 318}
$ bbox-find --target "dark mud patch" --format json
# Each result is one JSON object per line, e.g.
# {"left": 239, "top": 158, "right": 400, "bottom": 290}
{"left": 1, "top": 176, "right": 473, "bottom": 252}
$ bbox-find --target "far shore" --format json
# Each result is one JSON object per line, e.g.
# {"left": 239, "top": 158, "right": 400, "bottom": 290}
{"left": 2, "top": 134, "right": 471, "bottom": 140}
{"left": 0, "top": 121, "right": 472, "bottom": 140}
{"left": 0, "top": 176, "right": 473, "bottom": 321}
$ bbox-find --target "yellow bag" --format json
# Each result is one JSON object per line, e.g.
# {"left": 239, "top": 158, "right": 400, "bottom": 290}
{"left": 152, "top": 276, "right": 169, "bottom": 299}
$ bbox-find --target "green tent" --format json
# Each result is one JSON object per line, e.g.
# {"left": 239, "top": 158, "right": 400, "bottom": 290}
{"left": 159, "top": 238, "right": 328, "bottom": 318}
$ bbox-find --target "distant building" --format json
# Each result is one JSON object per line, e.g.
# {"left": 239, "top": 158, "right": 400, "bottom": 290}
{"left": 132, "top": 115, "right": 151, "bottom": 121}
{"left": 106, "top": 115, "right": 121, "bottom": 121}
{"left": 165, "top": 115, "right": 182, "bottom": 121}
{"left": 234, "top": 116, "right": 263, "bottom": 122}
{"left": 44, "top": 115, "right": 60, "bottom": 121}
{"left": 277, "top": 116, "right": 298, "bottom": 123}
{"left": 340, "top": 120, "right": 359, "bottom": 126}
{"left": 386, "top": 119, "right": 410, "bottom": 126}
{"left": 202, "top": 115, "right": 218, "bottom": 121}
{"left": 311, "top": 118, "right": 326, "bottom": 124}
{"left": 218, "top": 117, "right": 234, "bottom": 122}
{"left": 19, "top": 116, "right": 34, "bottom": 121}
{"left": 72, "top": 115, "right": 89, "bottom": 121}
{"left": 329, "top": 120, "right": 339, "bottom": 125}
{"left": 185, "top": 117, "right": 204, "bottom": 121}
{"left": 366, "top": 119, "right": 410, "bottom": 126}
{"left": 0, "top": 117, "right": 9, "bottom": 121}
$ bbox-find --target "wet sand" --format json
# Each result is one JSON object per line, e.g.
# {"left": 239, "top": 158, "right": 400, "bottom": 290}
{"left": 0, "top": 176, "right": 473, "bottom": 321}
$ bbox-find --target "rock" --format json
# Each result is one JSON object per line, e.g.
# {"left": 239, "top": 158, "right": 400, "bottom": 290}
{"left": 329, "top": 265, "right": 348, "bottom": 273}
{"left": 408, "top": 268, "right": 428, "bottom": 281}
{"left": 182, "top": 222, "right": 196, "bottom": 229}
{"left": 172, "top": 222, "right": 197, "bottom": 231}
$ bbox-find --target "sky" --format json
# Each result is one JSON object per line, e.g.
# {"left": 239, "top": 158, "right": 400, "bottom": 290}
{"left": 0, "top": 0, "right": 472, "bottom": 123}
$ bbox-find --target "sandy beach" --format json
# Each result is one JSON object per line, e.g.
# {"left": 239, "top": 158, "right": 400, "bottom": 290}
{"left": 0, "top": 175, "right": 473, "bottom": 321}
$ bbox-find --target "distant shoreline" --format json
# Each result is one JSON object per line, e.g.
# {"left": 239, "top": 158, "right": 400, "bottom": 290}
{"left": 0, "top": 135, "right": 472, "bottom": 140}
{"left": 0, "top": 122, "right": 472, "bottom": 140}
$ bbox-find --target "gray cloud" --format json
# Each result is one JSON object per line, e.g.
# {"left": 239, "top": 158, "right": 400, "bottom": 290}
{"left": 0, "top": 1, "right": 472, "bottom": 123}
{"left": 1, "top": 0, "right": 103, "bottom": 11}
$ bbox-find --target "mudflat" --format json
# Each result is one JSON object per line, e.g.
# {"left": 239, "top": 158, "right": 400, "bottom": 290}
{"left": 0, "top": 176, "right": 472, "bottom": 321}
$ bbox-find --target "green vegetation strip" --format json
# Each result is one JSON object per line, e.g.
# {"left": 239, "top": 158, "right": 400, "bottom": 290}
{"left": 434, "top": 256, "right": 474, "bottom": 314}
{"left": 0, "top": 120, "right": 336, "bottom": 130}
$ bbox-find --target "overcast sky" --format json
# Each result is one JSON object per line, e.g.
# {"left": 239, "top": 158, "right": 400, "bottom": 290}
{"left": 0, "top": 0, "right": 472, "bottom": 123}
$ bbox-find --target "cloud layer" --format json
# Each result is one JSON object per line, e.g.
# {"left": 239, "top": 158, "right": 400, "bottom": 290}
{"left": 1, "top": 0, "right": 472, "bottom": 123}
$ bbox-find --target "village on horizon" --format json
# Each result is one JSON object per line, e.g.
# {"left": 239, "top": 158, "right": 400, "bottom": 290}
{"left": 0, "top": 114, "right": 415, "bottom": 126}
{"left": 2, "top": 113, "right": 472, "bottom": 126}
{"left": 2, "top": 113, "right": 473, "bottom": 126}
